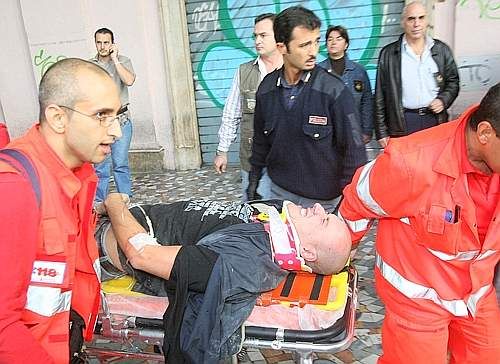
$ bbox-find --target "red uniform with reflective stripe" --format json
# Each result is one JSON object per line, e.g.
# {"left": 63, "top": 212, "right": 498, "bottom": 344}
{"left": 0, "top": 125, "right": 100, "bottom": 364}
{"left": 340, "top": 106, "right": 500, "bottom": 363}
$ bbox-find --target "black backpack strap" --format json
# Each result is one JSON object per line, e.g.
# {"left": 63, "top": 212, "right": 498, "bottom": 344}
{"left": 0, "top": 149, "right": 41, "bottom": 207}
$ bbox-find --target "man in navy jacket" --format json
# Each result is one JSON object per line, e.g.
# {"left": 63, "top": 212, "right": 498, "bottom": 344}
{"left": 247, "top": 6, "right": 366, "bottom": 212}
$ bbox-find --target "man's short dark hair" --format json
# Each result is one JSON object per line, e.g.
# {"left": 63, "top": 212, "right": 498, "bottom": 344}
{"left": 469, "top": 82, "right": 500, "bottom": 135}
{"left": 38, "top": 58, "right": 110, "bottom": 121}
{"left": 325, "top": 25, "right": 349, "bottom": 48}
{"left": 273, "top": 6, "right": 321, "bottom": 47}
{"left": 94, "top": 27, "right": 114, "bottom": 43}
{"left": 255, "top": 13, "right": 275, "bottom": 25}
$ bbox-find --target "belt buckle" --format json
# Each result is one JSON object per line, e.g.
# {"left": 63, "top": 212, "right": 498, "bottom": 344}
{"left": 418, "top": 108, "right": 426, "bottom": 116}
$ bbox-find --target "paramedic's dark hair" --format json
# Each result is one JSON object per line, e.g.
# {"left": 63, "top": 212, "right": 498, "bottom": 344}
{"left": 274, "top": 6, "right": 321, "bottom": 47}
{"left": 469, "top": 82, "right": 500, "bottom": 136}
{"left": 326, "top": 25, "right": 350, "bottom": 49}
{"left": 94, "top": 27, "right": 114, "bottom": 43}
{"left": 255, "top": 13, "right": 275, "bottom": 24}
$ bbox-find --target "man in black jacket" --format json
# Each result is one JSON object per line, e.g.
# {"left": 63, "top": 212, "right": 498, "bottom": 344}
{"left": 374, "top": 1, "right": 459, "bottom": 147}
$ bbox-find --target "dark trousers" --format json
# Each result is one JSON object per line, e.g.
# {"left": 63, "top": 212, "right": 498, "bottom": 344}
{"left": 404, "top": 111, "right": 438, "bottom": 135}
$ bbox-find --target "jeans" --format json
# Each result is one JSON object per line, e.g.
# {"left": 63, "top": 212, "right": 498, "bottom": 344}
{"left": 269, "top": 180, "right": 341, "bottom": 213}
{"left": 241, "top": 168, "right": 271, "bottom": 201}
{"left": 94, "top": 118, "right": 133, "bottom": 202}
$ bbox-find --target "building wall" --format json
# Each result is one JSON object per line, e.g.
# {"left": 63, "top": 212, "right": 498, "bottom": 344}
{"left": 453, "top": 0, "right": 500, "bottom": 114}
{"left": 0, "top": 0, "right": 176, "bottom": 169}
{"left": 434, "top": 0, "right": 500, "bottom": 116}
{"left": 1, "top": 1, "right": 499, "bottom": 170}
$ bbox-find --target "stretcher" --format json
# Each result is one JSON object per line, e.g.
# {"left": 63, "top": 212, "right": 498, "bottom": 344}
{"left": 86, "top": 266, "right": 357, "bottom": 364}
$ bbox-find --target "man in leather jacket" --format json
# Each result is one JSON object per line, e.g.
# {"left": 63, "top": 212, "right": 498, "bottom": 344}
{"left": 374, "top": 1, "right": 459, "bottom": 147}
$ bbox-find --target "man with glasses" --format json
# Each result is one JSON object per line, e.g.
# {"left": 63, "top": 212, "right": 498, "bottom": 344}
{"left": 0, "top": 58, "right": 122, "bottom": 363}
{"left": 214, "top": 13, "right": 282, "bottom": 201}
{"left": 91, "top": 27, "right": 136, "bottom": 204}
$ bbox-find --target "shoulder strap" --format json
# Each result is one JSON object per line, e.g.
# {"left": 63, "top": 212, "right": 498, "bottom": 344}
{"left": 0, "top": 149, "right": 41, "bottom": 207}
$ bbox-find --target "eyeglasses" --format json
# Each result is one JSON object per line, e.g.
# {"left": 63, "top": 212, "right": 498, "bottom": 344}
{"left": 59, "top": 105, "right": 128, "bottom": 127}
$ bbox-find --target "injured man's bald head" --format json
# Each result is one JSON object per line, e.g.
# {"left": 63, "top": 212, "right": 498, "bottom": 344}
{"left": 96, "top": 193, "right": 352, "bottom": 363}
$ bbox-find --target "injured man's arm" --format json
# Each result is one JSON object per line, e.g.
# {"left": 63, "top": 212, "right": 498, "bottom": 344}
{"left": 103, "top": 193, "right": 181, "bottom": 280}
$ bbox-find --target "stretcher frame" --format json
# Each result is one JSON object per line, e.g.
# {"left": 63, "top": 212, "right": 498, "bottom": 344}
{"left": 85, "top": 266, "right": 357, "bottom": 364}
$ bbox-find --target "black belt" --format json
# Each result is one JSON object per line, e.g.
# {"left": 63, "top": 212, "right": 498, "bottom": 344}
{"left": 404, "top": 107, "right": 432, "bottom": 116}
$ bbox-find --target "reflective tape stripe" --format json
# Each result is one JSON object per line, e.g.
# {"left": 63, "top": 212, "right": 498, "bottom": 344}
{"left": 400, "top": 217, "right": 410, "bottom": 225}
{"left": 25, "top": 286, "right": 71, "bottom": 317}
{"left": 427, "top": 249, "right": 497, "bottom": 262}
{"left": 93, "top": 258, "right": 101, "bottom": 283}
{"left": 356, "top": 160, "right": 387, "bottom": 216}
{"left": 476, "top": 250, "right": 497, "bottom": 261}
{"left": 337, "top": 210, "right": 371, "bottom": 233}
{"left": 466, "top": 284, "right": 491, "bottom": 317}
{"left": 376, "top": 254, "right": 490, "bottom": 317}
{"left": 427, "top": 249, "right": 479, "bottom": 261}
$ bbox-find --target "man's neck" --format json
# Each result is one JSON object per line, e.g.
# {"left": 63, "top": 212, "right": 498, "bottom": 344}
{"left": 283, "top": 65, "right": 303, "bottom": 85}
{"left": 465, "top": 125, "right": 492, "bottom": 175}
{"left": 260, "top": 51, "right": 283, "bottom": 73}
{"left": 39, "top": 123, "right": 81, "bottom": 170}
{"left": 329, "top": 53, "right": 344, "bottom": 61}
{"left": 97, "top": 54, "right": 111, "bottom": 63}
{"left": 405, "top": 36, "right": 426, "bottom": 56}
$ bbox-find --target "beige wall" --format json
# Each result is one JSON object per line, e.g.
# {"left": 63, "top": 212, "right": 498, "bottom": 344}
{"left": 433, "top": 0, "right": 500, "bottom": 116}
{"left": 0, "top": 0, "right": 178, "bottom": 169}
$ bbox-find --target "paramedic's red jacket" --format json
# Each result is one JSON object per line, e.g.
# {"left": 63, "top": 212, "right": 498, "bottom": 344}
{"left": 339, "top": 105, "right": 499, "bottom": 318}
{"left": 0, "top": 125, "right": 100, "bottom": 363}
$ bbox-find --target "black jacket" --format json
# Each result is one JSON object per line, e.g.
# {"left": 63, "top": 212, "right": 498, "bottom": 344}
{"left": 374, "top": 35, "right": 460, "bottom": 139}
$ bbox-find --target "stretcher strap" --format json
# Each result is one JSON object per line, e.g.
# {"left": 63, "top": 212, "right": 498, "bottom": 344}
{"left": 0, "top": 149, "right": 41, "bottom": 207}
{"left": 257, "top": 271, "right": 332, "bottom": 307}
{"left": 279, "top": 273, "right": 325, "bottom": 301}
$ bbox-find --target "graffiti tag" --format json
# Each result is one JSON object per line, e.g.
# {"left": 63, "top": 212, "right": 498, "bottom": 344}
{"left": 192, "top": 1, "right": 219, "bottom": 36}
{"left": 458, "top": 0, "right": 500, "bottom": 19}
{"left": 33, "top": 49, "right": 66, "bottom": 77}
{"left": 458, "top": 63, "right": 492, "bottom": 88}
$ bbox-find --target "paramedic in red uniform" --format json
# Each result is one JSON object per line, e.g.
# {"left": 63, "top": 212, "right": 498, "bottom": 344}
{"left": 339, "top": 83, "right": 500, "bottom": 363}
{"left": 0, "top": 58, "right": 122, "bottom": 363}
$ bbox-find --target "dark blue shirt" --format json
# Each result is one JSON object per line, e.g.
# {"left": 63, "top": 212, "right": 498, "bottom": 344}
{"left": 278, "top": 70, "right": 309, "bottom": 110}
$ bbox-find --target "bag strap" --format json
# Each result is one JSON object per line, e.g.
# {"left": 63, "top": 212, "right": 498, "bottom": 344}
{"left": 0, "top": 148, "right": 41, "bottom": 207}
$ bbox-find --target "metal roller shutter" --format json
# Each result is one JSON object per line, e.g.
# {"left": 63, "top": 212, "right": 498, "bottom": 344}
{"left": 185, "top": 0, "right": 405, "bottom": 165}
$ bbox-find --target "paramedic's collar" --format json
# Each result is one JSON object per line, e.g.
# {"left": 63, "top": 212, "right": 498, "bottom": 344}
{"left": 266, "top": 201, "right": 312, "bottom": 272}
{"left": 276, "top": 69, "right": 311, "bottom": 87}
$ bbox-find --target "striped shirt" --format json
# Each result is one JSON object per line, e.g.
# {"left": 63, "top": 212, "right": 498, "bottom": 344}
{"left": 217, "top": 57, "right": 268, "bottom": 152}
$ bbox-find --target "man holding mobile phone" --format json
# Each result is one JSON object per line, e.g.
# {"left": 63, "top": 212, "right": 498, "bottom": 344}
{"left": 91, "top": 27, "right": 136, "bottom": 204}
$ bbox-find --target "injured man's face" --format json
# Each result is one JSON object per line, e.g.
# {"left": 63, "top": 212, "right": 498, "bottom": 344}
{"left": 285, "top": 202, "right": 352, "bottom": 275}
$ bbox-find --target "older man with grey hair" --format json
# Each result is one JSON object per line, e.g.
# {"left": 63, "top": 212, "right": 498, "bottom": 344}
{"left": 374, "top": 1, "right": 459, "bottom": 148}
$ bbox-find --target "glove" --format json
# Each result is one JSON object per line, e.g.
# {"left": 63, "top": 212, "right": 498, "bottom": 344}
{"left": 246, "top": 166, "right": 263, "bottom": 201}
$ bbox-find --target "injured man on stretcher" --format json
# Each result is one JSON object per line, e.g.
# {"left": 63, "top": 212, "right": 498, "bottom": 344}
{"left": 96, "top": 193, "right": 352, "bottom": 363}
